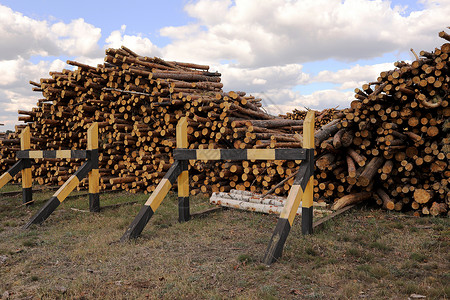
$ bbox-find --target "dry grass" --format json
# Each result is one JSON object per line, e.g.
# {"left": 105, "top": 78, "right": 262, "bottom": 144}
{"left": 0, "top": 184, "right": 22, "bottom": 193}
{"left": 0, "top": 185, "right": 449, "bottom": 299}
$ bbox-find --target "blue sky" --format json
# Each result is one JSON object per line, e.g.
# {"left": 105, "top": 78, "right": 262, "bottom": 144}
{"left": 0, "top": 0, "right": 426, "bottom": 40}
{"left": 0, "top": 0, "right": 448, "bottom": 130}
{"left": 0, "top": 0, "right": 192, "bottom": 46}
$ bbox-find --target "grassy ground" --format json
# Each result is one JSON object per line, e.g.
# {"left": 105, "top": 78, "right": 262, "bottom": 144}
{"left": 0, "top": 185, "right": 448, "bottom": 299}
{"left": 0, "top": 184, "right": 22, "bottom": 193}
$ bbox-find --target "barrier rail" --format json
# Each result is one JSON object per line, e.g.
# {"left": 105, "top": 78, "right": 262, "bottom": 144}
{"left": 0, "top": 123, "right": 100, "bottom": 228}
{"left": 121, "top": 112, "right": 315, "bottom": 264}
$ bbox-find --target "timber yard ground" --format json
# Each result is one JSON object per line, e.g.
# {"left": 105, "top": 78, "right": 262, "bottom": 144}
{"left": 0, "top": 185, "right": 449, "bottom": 299}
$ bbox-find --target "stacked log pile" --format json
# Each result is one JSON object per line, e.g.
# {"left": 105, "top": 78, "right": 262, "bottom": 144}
{"left": 208, "top": 30, "right": 449, "bottom": 216}
{"left": 2, "top": 46, "right": 306, "bottom": 194}
{"left": 281, "top": 108, "right": 342, "bottom": 129}
{"left": 0, "top": 30, "right": 449, "bottom": 216}
{"left": 0, "top": 129, "right": 21, "bottom": 174}
{"left": 309, "top": 31, "right": 450, "bottom": 216}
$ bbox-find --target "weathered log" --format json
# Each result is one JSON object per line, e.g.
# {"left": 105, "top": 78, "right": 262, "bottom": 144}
{"left": 357, "top": 156, "right": 384, "bottom": 187}
{"left": 332, "top": 192, "right": 372, "bottom": 210}
{"left": 376, "top": 188, "right": 394, "bottom": 210}
{"left": 314, "top": 119, "right": 341, "bottom": 147}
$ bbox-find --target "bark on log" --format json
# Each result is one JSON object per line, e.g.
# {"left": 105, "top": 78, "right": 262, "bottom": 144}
{"left": 332, "top": 192, "right": 372, "bottom": 210}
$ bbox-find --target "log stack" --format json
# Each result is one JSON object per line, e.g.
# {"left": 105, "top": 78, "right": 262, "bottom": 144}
{"left": 281, "top": 108, "right": 342, "bottom": 129}
{"left": 0, "top": 130, "right": 21, "bottom": 173}
{"left": 309, "top": 31, "right": 450, "bottom": 216}
{"left": 3, "top": 46, "right": 306, "bottom": 195}
{"left": 0, "top": 30, "right": 449, "bottom": 216}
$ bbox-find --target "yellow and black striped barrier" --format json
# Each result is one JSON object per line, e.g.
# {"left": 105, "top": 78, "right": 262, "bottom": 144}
{"left": 176, "top": 117, "right": 190, "bottom": 223}
{"left": 0, "top": 127, "right": 33, "bottom": 205}
{"left": 0, "top": 123, "right": 100, "bottom": 227}
{"left": 263, "top": 111, "right": 315, "bottom": 264}
{"left": 120, "top": 118, "right": 190, "bottom": 241}
{"left": 16, "top": 150, "right": 87, "bottom": 159}
{"left": 20, "top": 127, "right": 33, "bottom": 205}
{"left": 173, "top": 148, "right": 307, "bottom": 161}
{"left": 24, "top": 161, "right": 94, "bottom": 228}
{"left": 120, "top": 161, "right": 182, "bottom": 241}
{"left": 0, "top": 161, "right": 25, "bottom": 190}
{"left": 122, "top": 112, "right": 315, "bottom": 265}
{"left": 24, "top": 122, "right": 100, "bottom": 227}
{"left": 87, "top": 123, "right": 100, "bottom": 212}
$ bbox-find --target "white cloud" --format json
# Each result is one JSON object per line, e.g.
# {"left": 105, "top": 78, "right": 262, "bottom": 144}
{"left": 184, "top": 0, "right": 233, "bottom": 25}
{"left": 216, "top": 61, "right": 393, "bottom": 112}
{"left": 0, "top": 114, "right": 20, "bottom": 129}
{"left": 73, "top": 56, "right": 106, "bottom": 68}
{"left": 252, "top": 78, "right": 267, "bottom": 85}
{"left": 312, "top": 62, "right": 395, "bottom": 90}
{"left": 0, "top": 86, "right": 38, "bottom": 130}
{"left": 216, "top": 63, "right": 310, "bottom": 92}
{"left": 160, "top": 0, "right": 449, "bottom": 67}
{"left": 51, "top": 18, "right": 102, "bottom": 57}
{"left": 0, "top": 60, "right": 21, "bottom": 86}
{"left": 0, "top": 58, "right": 68, "bottom": 130}
{"left": 0, "top": 57, "right": 67, "bottom": 87}
{"left": 262, "top": 89, "right": 354, "bottom": 116}
{"left": 2, "top": 90, "right": 36, "bottom": 112}
{"left": 105, "top": 25, "right": 162, "bottom": 57}
{"left": 0, "top": 4, "right": 102, "bottom": 60}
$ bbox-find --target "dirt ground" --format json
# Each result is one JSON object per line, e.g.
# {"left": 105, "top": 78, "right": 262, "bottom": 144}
{"left": 0, "top": 186, "right": 449, "bottom": 299}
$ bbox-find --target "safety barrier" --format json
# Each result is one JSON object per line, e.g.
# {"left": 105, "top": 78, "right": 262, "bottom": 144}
{"left": 121, "top": 112, "right": 315, "bottom": 265}
{"left": 0, "top": 123, "right": 100, "bottom": 228}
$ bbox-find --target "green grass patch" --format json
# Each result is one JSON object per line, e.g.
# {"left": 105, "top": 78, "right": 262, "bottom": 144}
{"left": 357, "top": 264, "right": 389, "bottom": 279}
{"left": 258, "top": 285, "right": 278, "bottom": 300}
{"left": 346, "top": 248, "right": 361, "bottom": 258}
{"left": 391, "top": 222, "right": 404, "bottom": 229}
{"left": 0, "top": 183, "right": 22, "bottom": 193}
{"left": 410, "top": 252, "right": 428, "bottom": 263}
{"left": 305, "top": 246, "right": 318, "bottom": 256}
{"left": 369, "top": 241, "right": 391, "bottom": 252}
{"left": 237, "top": 253, "right": 255, "bottom": 265}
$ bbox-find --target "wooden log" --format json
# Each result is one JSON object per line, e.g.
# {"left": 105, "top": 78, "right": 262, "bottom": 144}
{"left": 357, "top": 156, "right": 384, "bottom": 187}
{"left": 430, "top": 202, "right": 447, "bottom": 216}
{"left": 232, "top": 118, "right": 303, "bottom": 129}
{"left": 413, "top": 189, "right": 433, "bottom": 204}
{"left": 210, "top": 196, "right": 302, "bottom": 216}
{"left": 332, "top": 192, "right": 372, "bottom": 210}
{"left": 376, "top": 188, "right": 395, "bottom": 210}
{"left": 439, "top": 30, "right": 450, "bottom": 42}
{"left": 348, "top": 148, "right": 366, "bottom": 167}
{"left": 316, "top": 153, "right": 335, "bottom": 171}
{"left": 314, "top": 119, "right": 341, "bottom": 147}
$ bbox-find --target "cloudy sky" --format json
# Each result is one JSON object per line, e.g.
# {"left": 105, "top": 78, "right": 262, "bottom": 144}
{"left": 0, "top": 0, "right": 448, "bottom": 131}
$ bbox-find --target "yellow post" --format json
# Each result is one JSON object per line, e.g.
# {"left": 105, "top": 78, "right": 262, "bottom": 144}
{"left": 24, "top": 160, "right": 93, "bottom": 228}
{"left": 87, "top": 122, "right": 100, "bottom": 212}
{"left": 301, "top": 111, "right": 315, "bottom": 234}
{"left": 20, "top": 127, "right": 33, "bottom": 204}
{"left": 121, "top": 161, "right": 182, "bottom": 241}
{"left": 24, "top": 122, "right": 101, "bottom": 227}
{"left": 176, "top": 117, "right": 190, "bottom": 222}
{"left": 263, "top": 110, "right": 315, "bottom": 264}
